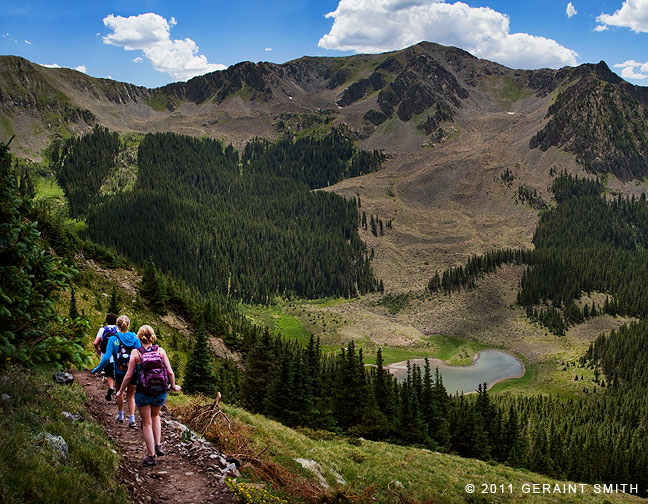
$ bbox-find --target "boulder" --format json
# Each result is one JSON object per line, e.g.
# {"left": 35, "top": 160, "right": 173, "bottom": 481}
{"left": 37, "top": 432, "right": 68, "bottom": 461}
{"left": 53, "top": 371, "right": 74, "bottom": 384}
{"left": 62, "top": 411, "right": 82, "bottom": 421}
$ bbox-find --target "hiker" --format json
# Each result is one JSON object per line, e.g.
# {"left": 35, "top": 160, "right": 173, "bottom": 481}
{"left": 92, "top": 312, "right": 118, "bottom": 400}
{"left": 116, "top": 325, "right": 181, "bottom": 467}
{"left": 92, "top": 315, "right": 141, "bottom": 427}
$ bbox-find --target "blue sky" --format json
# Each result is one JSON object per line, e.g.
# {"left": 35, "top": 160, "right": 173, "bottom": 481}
{"left": 1, "top": 0, "right": 647, "bottom": 88}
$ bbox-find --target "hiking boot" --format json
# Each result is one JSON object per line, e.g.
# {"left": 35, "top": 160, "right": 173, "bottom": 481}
{"left": 155, "top": 444, "right": 165, "bottom": 457}
{"left": 105, "top": 387, "right": 115, "bottom": 401}
{"left": 117, "top": 412, "right": 124, "bottom": 423}
{"left": 142, "top": 455, "right": 156, "bottom": 467}
{"left": 129, "top": 419, "right": 137, "bottom": 428}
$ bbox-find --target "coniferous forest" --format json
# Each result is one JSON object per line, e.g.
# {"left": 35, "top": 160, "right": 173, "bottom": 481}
{"left": 430, "top": 171, "right": 648, "bottom": 334}
{"left": 51, "top": 127, "right": 380, "bottom": 303}
{"left": 6, "top": 130, "right": 648, "bottom": 496}
{"left": 218, "top": 328, "right": 647, "bottom": 495}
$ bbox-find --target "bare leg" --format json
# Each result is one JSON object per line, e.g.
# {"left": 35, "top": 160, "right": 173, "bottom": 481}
{"left": 116, "top": 392, "right": 124, "bottom": 413}
{"left": 139, "top": 405, "right": 155, "bottom": 456}
{"left": 127, "top": 385, "right": 136, "bottom": 417}
{"left": 151, "top": 405, "right": 162, "bottom": 446}
{"left": 107, "top": 376, "right": 114, "bottom": 389}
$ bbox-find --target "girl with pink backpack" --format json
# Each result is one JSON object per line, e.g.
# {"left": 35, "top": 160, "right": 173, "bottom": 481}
{"left": 115, "top": 325, "right": 181, "bottom": 466}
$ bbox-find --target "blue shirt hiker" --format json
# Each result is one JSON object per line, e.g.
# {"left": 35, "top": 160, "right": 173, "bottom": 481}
{"left": 92, "top": 331, "right": 141, "bottom": 377}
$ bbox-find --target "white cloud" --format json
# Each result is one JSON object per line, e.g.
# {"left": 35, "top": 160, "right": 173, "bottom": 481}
{"left": 613, "top": 59, "right": 648, "bottom": 79}
{"left": 2, "top": 32, "right": 18, "bottom": 44}
{"left": 107, "top": 75, "right": 113, "bottom": 80}
{"left": 318, "top": 0, "right": 578, "bottom": 69}
{"left": 133, "top": 56, "right": 144, "bottom": 63}
{"left": 102, "top": 12, "right": 226, "bottom": 81}
{"left": 594, "top": 24, "right": 609, "bottom": 31}
{"left": 566, "top": 2, "right": 577, "bottom": 17}
{"left": 39, "top": 62, "right": 88, "bottom": 73}
{"left": 24, "top": 40, "right": 31, "bottom": 45}
{"left": 597, "top": 0, "right": 648, "bottom": 32}
{"left": 265, "top": 47, "right": 272, "bottom": 51}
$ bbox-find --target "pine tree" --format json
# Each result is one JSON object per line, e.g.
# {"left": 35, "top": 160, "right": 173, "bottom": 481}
{"left": 0, "top": 138, "right": 87, "bottom": 368}
{"left": 151, "top": 273, "right": 167, "bottom": 314}
{"left": 108, "top": 286, "right": 120, "bottom": 314}
{"left": 373, "top": 348, "right": 390, "bottom": 416}
{"left": 503, "top": 405, "right": 522, "bottom": 466}
{"left": 183, "top": 321, "right": 215, "bottom": 395}
{"left": 241, "top": 329, "right": 275, "bottom": 413}
{"left": 140, "top": 258, "right": 157, "bottom": 301}
{"left": 69, "top": 287, "right": 79, "bottom": 320}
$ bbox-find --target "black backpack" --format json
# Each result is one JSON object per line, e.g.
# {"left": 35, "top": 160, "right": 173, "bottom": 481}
{"left": 114, "top": 334, "right": 135, "bottom": 375}
{"left": 99, "top": 326, "right": 118, "bottom": 354}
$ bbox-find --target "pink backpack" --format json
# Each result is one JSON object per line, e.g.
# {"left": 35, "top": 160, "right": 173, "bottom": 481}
{"left": 138, "top": 346, "right": 169, "bottom": 395}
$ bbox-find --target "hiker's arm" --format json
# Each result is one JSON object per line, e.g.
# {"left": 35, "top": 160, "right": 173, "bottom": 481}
{"left": 92, "top": 331, "right": 102, "bottom": 357}
{"left": 115, "top": 351, "right": 138, "bottom": 397}
{"left": 161, "top": 348, "right": 181, "bottom": 391}
{"left": 91, "top": 338, "right": 114, "bottom": 373}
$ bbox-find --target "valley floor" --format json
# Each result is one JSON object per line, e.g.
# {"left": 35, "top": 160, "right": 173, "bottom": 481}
{"left": 246, "top": 266, "right": 633, "bottom": 398}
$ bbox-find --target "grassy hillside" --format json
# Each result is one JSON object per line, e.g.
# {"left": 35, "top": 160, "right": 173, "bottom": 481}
{"left": 0, "top": 365, "right": 128, "bottom": 504}
{"left": 171, "top": 397, "right": 642, "bottom": 504}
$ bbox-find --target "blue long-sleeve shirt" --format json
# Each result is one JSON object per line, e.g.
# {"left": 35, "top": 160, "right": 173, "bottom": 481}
{"left": 92, "top": 331, "right": 141, "bottom": 375}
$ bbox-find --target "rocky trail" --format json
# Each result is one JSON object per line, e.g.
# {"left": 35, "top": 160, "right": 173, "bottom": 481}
{"left": 75, "top": 370, "right": 238, "bottom": 504}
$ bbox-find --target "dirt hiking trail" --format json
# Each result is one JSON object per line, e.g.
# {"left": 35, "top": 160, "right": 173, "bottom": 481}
{"left": 75, "top": 370, "right": 238, "bottom": 504}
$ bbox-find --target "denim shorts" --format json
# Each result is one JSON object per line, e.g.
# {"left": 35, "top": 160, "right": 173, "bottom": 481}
{"left": 135, "top": 391, "right": 167, "bottom": 407}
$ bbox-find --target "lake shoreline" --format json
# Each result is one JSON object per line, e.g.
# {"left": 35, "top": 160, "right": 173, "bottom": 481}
{"left": 384, "top": 349, "right": 527, "bottom": 394}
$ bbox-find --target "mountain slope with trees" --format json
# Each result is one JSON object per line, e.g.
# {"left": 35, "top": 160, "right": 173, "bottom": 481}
{"left": 49, "top": 127, "right": 381, "bottom": 303}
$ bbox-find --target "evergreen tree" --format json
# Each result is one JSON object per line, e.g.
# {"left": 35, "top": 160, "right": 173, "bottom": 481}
{"left": 183, "top": 321, "right": 215, "bottom": 395}
{"left": 0, "top": 138, "right": 88, "bottom": 369}
{"left": 151, "top": 273, "right": 167, "bottom": 315}
{"left": 241, "top": 329, "right": 275, "bottom": 413}
{"left": 108, "top": 286, "right": 120, "bottom": 314}
{"left": 69, "top": 287, "right": 79, "bottom": 320}
{"left": 139, "top": 258, "right": 157, "bottom": 301}
{"left": 213, "top": 358, "right": 240, "bottom": 403}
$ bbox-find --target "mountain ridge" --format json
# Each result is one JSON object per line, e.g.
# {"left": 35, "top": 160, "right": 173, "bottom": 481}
{"left": 3, "top": 42, "right": 646, "bottom": 170}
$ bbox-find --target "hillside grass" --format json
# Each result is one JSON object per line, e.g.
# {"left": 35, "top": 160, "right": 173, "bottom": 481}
{"left": 170, "top": 399, "right": 641, "bottom": 504}
{"left": 329, "top": 54, "right": 386, "bottom": 88}
{"left": 0, "top": 365, "right": 128, "bottom": 504}
{"left": 146, "top": 92, "right": 180, "bottom": 112}
{"left": 1, "top": 113, "right": 15, "bottom": 137}
{"left": 241, "top": 300, "right": 491, "bottom": 367}
{"left": 34, "top": 174, "right": 88, "bottom": 233}
{"left": 100, "top": 132, "right": 143, "bottom": 196}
